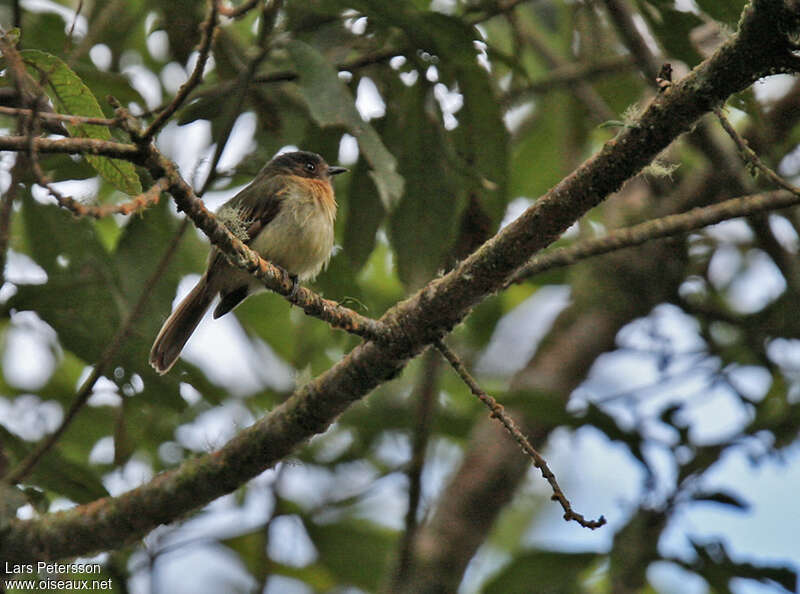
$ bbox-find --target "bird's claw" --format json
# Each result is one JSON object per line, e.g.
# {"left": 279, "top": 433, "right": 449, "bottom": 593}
{"left": 289, "top": 274, "right": 300, "bottom": 301}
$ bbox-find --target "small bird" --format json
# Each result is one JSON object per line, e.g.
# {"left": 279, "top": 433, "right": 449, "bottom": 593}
{"left": 149, "top": 150, "right": 347, "bottom": 374}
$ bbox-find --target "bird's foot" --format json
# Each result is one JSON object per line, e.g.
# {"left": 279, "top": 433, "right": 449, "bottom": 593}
{"left": 289, "top": 274, "right": 300, "bottom": 302}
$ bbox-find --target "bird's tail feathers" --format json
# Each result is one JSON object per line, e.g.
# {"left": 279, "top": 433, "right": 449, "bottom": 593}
{"left": 149, "top": 278, "right": 214, "bottom": 374}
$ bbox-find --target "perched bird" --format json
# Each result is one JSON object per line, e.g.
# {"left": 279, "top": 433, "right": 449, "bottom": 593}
{"left": 150, "top": 150, "right": 347, "bottom": 374}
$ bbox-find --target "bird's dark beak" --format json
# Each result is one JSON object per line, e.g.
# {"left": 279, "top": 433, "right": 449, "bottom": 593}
{"left": 328, "top": 166, "right": 348, "bottom": 176}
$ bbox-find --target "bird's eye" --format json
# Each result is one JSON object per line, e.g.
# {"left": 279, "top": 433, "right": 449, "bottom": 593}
{"left": 305, "top": 162, "right": 316, "bottom": 173}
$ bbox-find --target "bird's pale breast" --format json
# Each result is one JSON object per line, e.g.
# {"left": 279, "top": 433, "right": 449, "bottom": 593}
{"left": 248, "top": 177, "right": 336, "bottom": 281}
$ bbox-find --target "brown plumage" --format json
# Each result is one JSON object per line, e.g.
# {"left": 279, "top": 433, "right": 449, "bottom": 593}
{"left": 149, "top": 151, "right": 347, "bottom": 374}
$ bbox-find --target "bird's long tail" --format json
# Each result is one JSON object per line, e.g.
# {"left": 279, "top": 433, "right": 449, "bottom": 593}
{"left": 149, "top": 278, "right": 215, "bottom": 374}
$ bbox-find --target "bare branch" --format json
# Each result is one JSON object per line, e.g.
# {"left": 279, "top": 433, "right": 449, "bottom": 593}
{"left": 0, "top": 105, "right": 119, "bottom": 127}
{"left": 0, "top": 157, "right": 23, "bottom": 289}
{"left": 0, "top": 135, "right": 140, "bottom": 159}
{"left": 34, "top": 175, "right": 167, "bottom": 219}
{"left": 390, "top": 350, "right": 442, "bottom": 589}
{"left": 601, "top": 0, "right": 662, "bottom": 82}
{"left": 143, "top": 0, "right": 220, "bottom": 140}
{"left": 435, "top": 340, "right": 606, "bottom": 529}
{"left": 509, "top": 190, "right": 800, "bottom": 284}
{"left": 715, "top": 107, "right": 800, "bottom": 196}
{"left": 503, "top": 55, "right": 635, "bottom": 105}
{"left": 219, "top": 0, "right": 262, "bottom": 19}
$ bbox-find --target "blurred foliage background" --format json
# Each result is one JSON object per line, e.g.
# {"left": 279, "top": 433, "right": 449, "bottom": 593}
{"left": 1, "top": 0, "right": 800, "bottom": 592}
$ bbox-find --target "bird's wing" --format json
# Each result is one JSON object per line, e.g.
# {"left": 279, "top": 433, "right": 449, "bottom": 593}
{"left": 204, "top": 173, "right": 289, "bottom": 283}
{"left": 221, "top": 173, "right": 289, "bottom": 245}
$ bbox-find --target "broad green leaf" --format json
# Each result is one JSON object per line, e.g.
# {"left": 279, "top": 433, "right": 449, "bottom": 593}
{"left": 690, "top": 490, "right": 749, "bottom": 510}
{"left": 287, "top": 40, "right": 404, "bottom": 210}
{"left": 17, "top": 12, "right": 66, "bottom": 56}
{"left": 385, "top": 82, "right": 464, "bottom": 288}
{"left": 695, "top": 0, "right": 747, "bottom": 26}
{"left": 0, "top": 426, "right": 108, "bottom": 504}
{"left": 636, "top": 1, "right": 704, "bottom": 67}
{"left": 233, "top": 292, "right": 297, "bottom": 362}
{"left": 10, "top": 193, "right": 120, "bottom": 363}
{"left": 414, "top": 13, "right": 509, "bottom": 225}
{"left": 342, "top": 157, "right": 385, "bottom": 271}
{"left": 484, "top": 550, "right": 598, "bottom": 594}
{"left": 221, "top": 530, "right": 269, "bottom": 582}
{"left": 305, "top": 519, "right": 395, "bottom": 590}
{"left": 344, "top": 5, "right": 510, "bottom": 226}
{"left": 690, "top": 540, "right": 798, "bottom": 592}
{"left": 21, "top": 49, "right": 142, "bottom": 196}
{"left": 73, "top": 63, "right": 147, "bottom": 108}
{"left": 510, "top": 93, "right": 572, "bottom": 199}
{"left": 154, "top": 0, "right": 203, "bottom": 64}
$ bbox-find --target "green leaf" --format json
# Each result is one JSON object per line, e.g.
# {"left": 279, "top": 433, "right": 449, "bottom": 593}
{"left": 16, "top": 13, "right": 66, "bottom": 56}
{"left": 73, "top": 63, "right": 147, "bottom": 109}
{"left": 113, "top": 199, "right": 205, "bottom": 363}
{"left": 385, "top": 83, "right": 464, "bottom": 288}
{"left": 305, "top": 519, "right": 395, "bottom": 590}
{"left": 341, "top": 157, "right": 385, "bottom": 271}
{"left": 233, "top": 292, "right": 297, "bottom": 362}
{"left": 695, "top": 0, "right": 746, "bottom": 26}
{"left": 21, "top": 49, "right": 142, "bottom": 196}
{"left": 221, "top": 530, "right": 269, "bottom": 582}
{"left": 287, "top": 40, "right": 404, "bottom": 210}
{"left": 510, "top": 93, "right": 573, "bottom": 199}
{"left": 31, "top": 450, "right": 109, "bottom": 504}
{"left": 0, "top": 426, "right": 108, "bottom": 504}
{"left": 690, "top": 490, "right": 749, "bottom": 510}
{"left": 154, "top": 0, "right": 203, "bottom": 64}
{"left": 636, "top": 1, "right": 704, "bottom": 67}
{"left": 690, "top": 540, "right": 798, "bottom": 592}
{"left": 417, "top": 13, "right": 509, "bottom": 225}
{"left": 10, "top": 193, "right": 120, "bottom": 363}
{"left": 484, "top": 550, "right": 598, "bottom": 594}
{"left": 348, "top": 6, "right": 509, "bottom": 226}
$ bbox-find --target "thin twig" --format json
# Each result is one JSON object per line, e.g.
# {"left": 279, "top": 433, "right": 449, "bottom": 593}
{"left": 21, "top": 101, "right": 162, "bottom": 220}
{"left": 434, "top": 339, "right": 606, "bottom": 529}
{"left": 256, "top": 0, "right": 282, "bottom": 47}
{"left": 0, "top": 157, "right": 24, "bottom": 289}
{"left": 248, "top": 47, "right": 400, "bottom": 84}
{"left": 503, "top": 55, "right": 635, "bottom": 105}
{"left": 34, "top": 173, "right": 166, "bottom": 219}
{"left": 715, "top": 107, "right": 800, "bottom": 196}
{"left": 715, "top": 106, "right": 800, "bottom": 289}
{"left": 198, "top": 44, "right": 269, "bottom": 194}
{"left": 391, "top": 350, "right": 441, "bottom": 588}
{"left": 601, "top": 0, "right": 661, "bottom": 82}
{"left": 66, "top": 0, "right": 83, "bottom": 48}
{"left": 508, "top": 107, "right": 800, "bottom": 285}
{"left": 6, "top": 219, "right": 191, "bottom": 484}
{"left": 67, "top": 0, "right": 130, "bottom": 68}
{"left": 466, "top": 0, "right": 534, "bottom": 24}
{"left": 511, "top": 22, "right": 616, "bottom": 122}
{"left": 142, "top": 46, "right": 400, "bottom": 116}
{"left": 0, "top": 105, "right": 119, "bottom": 127}
{"left": 219, "top": 0, "right": 261, "bottom": 19}
{"left": 142, "top": 0, "right": 219, "bottom": 141}
{"left": 509, "top": 190, "right": 800, "bottom": 284}
{"left": 0, "top": 135, "right": 140, "bottom": 159}
{"left": 196, "top": 1, "right": 277, "bottom": 193}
